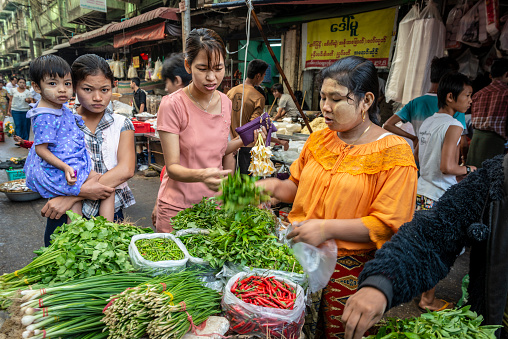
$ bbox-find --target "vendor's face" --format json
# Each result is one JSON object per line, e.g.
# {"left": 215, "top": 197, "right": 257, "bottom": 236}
{"left": 320, "top": 78, "right": 363, "bottom": 132}
{"left": 75, "top": 73, "right": 113, "bottom": 114}
{"left": 185, "top": 49, "right": 225, "bottom": 95}
{"left": 272, "top": 90, "right": 282, "bottom": 99}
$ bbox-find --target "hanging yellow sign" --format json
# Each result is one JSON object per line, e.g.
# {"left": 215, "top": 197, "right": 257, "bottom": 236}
{"left": 133, "top": 56, "right": 140, "bottom": 69}
{"left": 302, "top": 7, "right": 397, "bottom": 69}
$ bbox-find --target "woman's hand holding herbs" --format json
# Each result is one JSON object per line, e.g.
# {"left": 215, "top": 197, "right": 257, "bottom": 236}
{"left": 201, "top": 168, "right": 231, "bottom": 191}
{"left": 342, "top": 287, "right": 387, "bottom": 339}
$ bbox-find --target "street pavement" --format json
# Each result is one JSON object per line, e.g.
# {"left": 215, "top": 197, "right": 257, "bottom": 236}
{"left": 0, "top": 135, "right": 470, "bottom": 325}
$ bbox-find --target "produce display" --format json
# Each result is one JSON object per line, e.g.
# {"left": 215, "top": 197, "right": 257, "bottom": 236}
{"left": 0, "top": 212, "right": 153, "bottom": 289}
{"left": 223, "top": 273, "right": 305, "bottom": 338}
{"left": 3, "top": 273, "right": 152, "bottom": 339}
{"left": 135, "top": 238, "right": 185, "bottom": 261}
{"left": 0, "top": 179, "right": 32, "bottom": 193}
{"left": 177, "top": 232, "right": 210, "bottom": 259}
{"left": 102, "top": 270, "right": 221, "bottom": 339}
{"left": 171, "top": 197, "right": 222, "bottom": 231}
{"left": 231, "top": 275, "right": 297, "bottom": 310}
{"left": 366, "top": 306, "right": 500, "bottom": 339}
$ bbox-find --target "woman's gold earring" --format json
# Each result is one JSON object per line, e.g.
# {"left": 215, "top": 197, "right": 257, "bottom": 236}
{"left": 362, "top": 110, "right": 366, "bottom": 122}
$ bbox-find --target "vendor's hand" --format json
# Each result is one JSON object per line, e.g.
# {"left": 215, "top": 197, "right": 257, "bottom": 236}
{"left": 343, "top": 287, "right": 387, "bottom": 339}
{"left": 287, "top": 219, "right": 330, "bottom": 247}
{"left": 201, "top": 168, "right": 231, "bottom": 191}
{"left": 151, "top": 204, "right": 157, "bottom": 226}
{"left": 279, "top": 139, "right": 289, "bottom": 151}
{"left": 65, "top": 166, "right": 77, "bottom": 186}
{"left": 79, "top": 174, "right": 115, "bottom": 200}
{"left": 41, "top": 196, "right": 79, "bottom": 219}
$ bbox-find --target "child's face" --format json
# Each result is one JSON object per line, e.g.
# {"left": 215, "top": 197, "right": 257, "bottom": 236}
{"left": 35, "top": 73, "right": 73, "bottom": 107}
{"left": 452, "top": 85, "right": 473, "bottom": 113}
{"left": 75, "top": 73, "right": 112, "bottom": 114}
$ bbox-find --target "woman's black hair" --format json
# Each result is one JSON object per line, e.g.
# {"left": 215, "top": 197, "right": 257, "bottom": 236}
{"left": 318, "top": 56, "right": 380, "bottom": 125}
{"left": 29, "top": 55, "right": 72, "bottom": 87}
{"left": 185, "top": 28, "right": 226, "bottom": 69}
{"left": 162, "top": 53, "right": 192, "bottom": 86}
{"left": 271, "top": 83, "right": 283, "bottom": 94}
{"left": 437, "top": 72, "right": 472, "bottom": 109}
{"left": 71, "top": 54, "right": 114, "bottom": 87}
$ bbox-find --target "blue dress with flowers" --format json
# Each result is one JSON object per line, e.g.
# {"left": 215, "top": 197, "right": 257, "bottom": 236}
{"left": 24, "top": 104, "right": 92, "bottom": 198}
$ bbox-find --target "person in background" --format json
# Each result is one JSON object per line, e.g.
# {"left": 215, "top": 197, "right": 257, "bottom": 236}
{"left": 0, "top": 81, "right": 9, "bottom": 120}
{"left": 258, "top": 56, "right": 418, "bottom": 338}
{"left": 151, "top": 53, "right": 192, "bottom": 227}
{"left": 161, "top": 53, "right": 192, "bottom": 94}
{"left": 227, "top": 59, "right": 269, "bottom": 174}
{"left": 414, "top": 72, "right": 476, "bottom": 312}
{"left": 383, "top": 57, "right": 467, "bottom": 154}
{"left": 342, "top": 154, "right": 508, "bottom": 339}
{"left": 131, "top": 77, "right": 146, "bottom": 114}
{"left": 7, "top": 77, "right": 32, "bottom": 140}
{"left": 466, "top": 58, "right": 508, "bottom": 168}
{"left": 271, "top": 83, "right": 300, "bottom": 121}
{"left": 28, "top": 79, "right": 42, "bottom": 103}
{"left": 5, "top": 76, "right": 17, "bottom": 92}
{"left": 40, "top": 54, "right": 135, "bottom": 246}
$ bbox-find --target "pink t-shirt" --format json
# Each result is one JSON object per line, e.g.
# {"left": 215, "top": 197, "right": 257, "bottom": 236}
{"left": 156, "top": 88, "right": 231, "bottom": 211}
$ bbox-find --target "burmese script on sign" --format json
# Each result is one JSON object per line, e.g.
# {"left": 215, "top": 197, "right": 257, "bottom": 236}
{"left": 302, "top": 7, "right": 397, "bottom": 69}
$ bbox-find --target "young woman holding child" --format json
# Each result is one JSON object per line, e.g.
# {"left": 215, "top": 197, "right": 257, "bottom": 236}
{"left": 39, "top": 54, "right": 136, "bottom": 246}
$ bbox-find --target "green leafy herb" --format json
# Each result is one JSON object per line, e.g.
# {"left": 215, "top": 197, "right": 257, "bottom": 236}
{"left": 135, "top": 238, "right": 185, "bottom": 261}
{"left": 218, "top": 172, "right": 269, "bottom": 212}
{"left": 366, "top": 306, "right": 501, "bottom": 338}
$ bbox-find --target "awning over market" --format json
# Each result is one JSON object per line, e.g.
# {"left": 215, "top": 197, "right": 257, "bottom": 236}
{"left": 108, "top": 7, "right": 180, "bottom": 34}
{"left": 70, "top": 23, "right": 116, "bottom": 45}
{"left": 113, "top": 22, "right": 166, "bottom": 48}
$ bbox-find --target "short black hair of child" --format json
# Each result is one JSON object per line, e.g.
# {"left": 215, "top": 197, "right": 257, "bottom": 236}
{"left": 430, "top": 57, "right": 459, "bottom": 84}
{"left": 161, "top": 53, "right": 191, "bottom": 86}
{"left": 30, "top": 55, "right": 72, "bottom": 87}
{"left": 131, "top": 77, "right": 141, "bottom": 87}
{"left": 490, "top": 58, "right": 508, "bottom": 78}
{"left": 247, "top": 59, "right": 269, "bottom": 79}
{"left": 437, "top": 72, "right": 471, "bottom": 109}
{"left": 272, "top": 83, "right": 283, "bottom": 94}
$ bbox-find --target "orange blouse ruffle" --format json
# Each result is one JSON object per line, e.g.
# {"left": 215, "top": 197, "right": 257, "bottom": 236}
{"left": 288, "top": 128, "right": 417, "bottom": 255}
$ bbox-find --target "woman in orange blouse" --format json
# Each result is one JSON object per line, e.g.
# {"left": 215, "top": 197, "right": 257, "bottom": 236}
{"left": 259, "top": 56, "right": 418, "bottom": 338}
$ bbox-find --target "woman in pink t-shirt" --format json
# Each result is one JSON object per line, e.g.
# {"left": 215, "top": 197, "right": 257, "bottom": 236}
{"left": 156, "top": 28, "right": 244, "bottom": 232}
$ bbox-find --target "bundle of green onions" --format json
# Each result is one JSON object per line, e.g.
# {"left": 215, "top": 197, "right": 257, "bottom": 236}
{"left": 8, "top": 273, "right": 152, "bottom": 339}
{"left": 0, "top": 211, "right": 153, "bottom": 290}
{"left": 102, "top": 270, "right": 222, "bottom": 339}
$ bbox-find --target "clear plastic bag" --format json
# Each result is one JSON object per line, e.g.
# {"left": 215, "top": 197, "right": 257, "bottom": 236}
{"left": 446, "top": 0, "right": 470, "bottom": 49}
{"left": 127, "top": 64, "right": 137, "bottom": 78}
{"left": 292, "top": 240, "right": 337, "bottom": 293}
{"left": 222, "top": 272, "right": 305, "bottom": 338}
{"left": 128, "top": 233, "right": 189, "bottom": 275}
{"left": 175, "top": 228, "right": 211, "bottom": 266}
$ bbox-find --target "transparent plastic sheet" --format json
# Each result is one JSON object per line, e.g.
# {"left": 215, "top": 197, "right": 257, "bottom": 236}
{"left": 457, "top": 0, "right": 484, "bottom": 48}
{"left": 500, "top": 17, "right": 508, "bottom": 52}
{"left": 385, "top": 5, "right": 420, "bottom": 103}
{"left": 457, "top": 49, "right": 479, "bottom": 78}
{"left": 128, "top": 233, "right": 189, "bottom": 275}
{"left": 175, "top": 228, "right": 211, "bottom": 266}
{"left": 222, "top": 272, "right": 305, "bottom": 338}
{"left": 292, "top": 240, "right": 338, "bottom": 293}
{"left": 446, "top": 0, "right": 469, "bottom": 49}
{"left": 402, "top": 0, "right": 446, "bottom": 104}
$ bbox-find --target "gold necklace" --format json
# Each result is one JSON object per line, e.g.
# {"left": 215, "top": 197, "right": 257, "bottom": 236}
{"left": 342, "top": 122, "right": 373, "bottom": 146}
{"left": 187, "top": 86, "right": 214, "bottom": 112}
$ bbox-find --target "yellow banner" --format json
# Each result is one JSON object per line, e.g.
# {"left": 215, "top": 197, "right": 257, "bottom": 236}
{"left": 304, "top": 7, "right": 397, "bottom": 69}
{"left": 133, "top": 56, "right": 140, "bottom": 69}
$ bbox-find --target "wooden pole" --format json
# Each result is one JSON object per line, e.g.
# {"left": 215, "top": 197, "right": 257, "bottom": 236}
{"left": 248, "top": 4, "right": 312, "bottom": 133}
{"left": 268, "top": 99, "right": 276, "bottom": 115}
{"left": 301, "top": 90, "right": 307, "bottom": 110}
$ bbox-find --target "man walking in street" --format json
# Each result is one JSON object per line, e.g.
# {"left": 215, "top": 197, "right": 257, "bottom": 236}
{"left": 467, "top": 58, "right": 508, "bottom": 168}
{"left": 131, "top": 77, "right": 146, "bottom": 114}
{"left": 227, "top": 59, "right": 269, "bottom": 174}
{"left": 5, "top": 76, "right": 17, "bottom": 93}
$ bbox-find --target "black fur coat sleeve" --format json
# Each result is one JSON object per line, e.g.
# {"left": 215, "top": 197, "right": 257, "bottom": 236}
{"left": 358, "top": 155, "right": 505, "bottom": 308}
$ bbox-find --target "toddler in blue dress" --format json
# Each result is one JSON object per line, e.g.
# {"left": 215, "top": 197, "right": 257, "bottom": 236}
{"left": 24, "top": 55, "right": 115, "bottom": 221}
